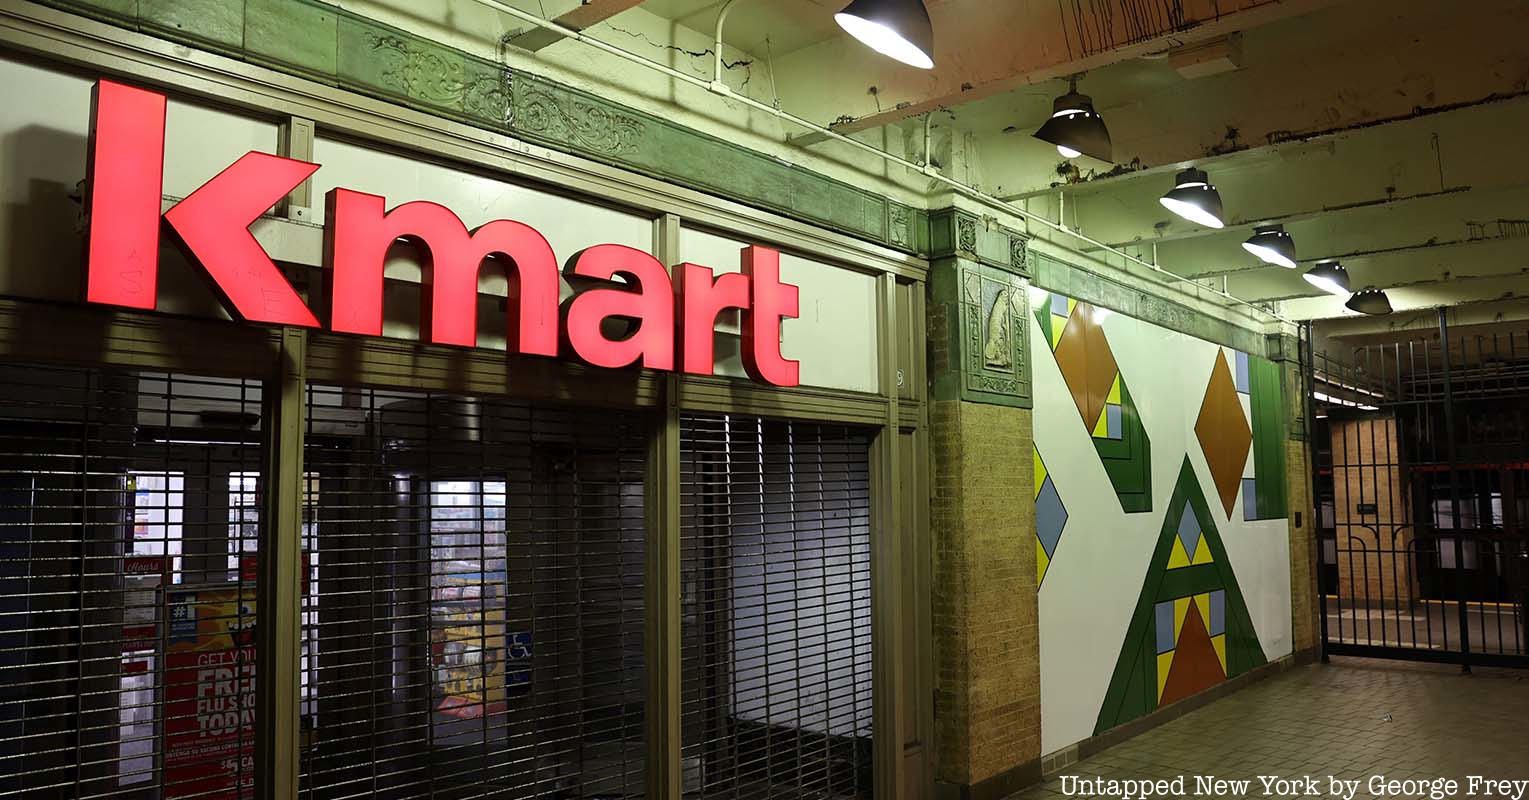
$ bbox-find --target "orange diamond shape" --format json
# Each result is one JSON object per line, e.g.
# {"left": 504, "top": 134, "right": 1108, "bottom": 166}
{"left": 1195, "top": 350, "right": 1252, "bottom": 518}
{"left": 1052, "top": 301, "right": 1119, "bottom": 431}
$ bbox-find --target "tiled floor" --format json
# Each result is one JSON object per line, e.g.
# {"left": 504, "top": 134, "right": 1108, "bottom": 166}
{"left": 1012, "top": 658, "right": 1529, "bottom": 800}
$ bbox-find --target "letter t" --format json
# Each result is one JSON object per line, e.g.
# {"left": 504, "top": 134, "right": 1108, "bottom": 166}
{"left": 740, "top": 246, "right": 800, "bottom": 387}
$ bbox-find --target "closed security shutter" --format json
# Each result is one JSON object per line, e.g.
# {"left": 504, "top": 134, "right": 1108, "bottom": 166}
{"left": 0, "top": 363, "right": 265, "bottom": 798}
{"left": 300, "top": 385, "right": 646, "bottom": 800}
{"left": 680, "top": 415, "right": 875, "bottom": 799}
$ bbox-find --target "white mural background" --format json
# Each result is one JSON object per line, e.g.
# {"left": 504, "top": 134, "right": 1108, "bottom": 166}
{"left": 1031, "top": 299, "right": 1293, "bottom": 754}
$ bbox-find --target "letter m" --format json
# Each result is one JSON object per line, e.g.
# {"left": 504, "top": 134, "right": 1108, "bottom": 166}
{"left": 324, "top": 189, "right": 560, "bottom": 354}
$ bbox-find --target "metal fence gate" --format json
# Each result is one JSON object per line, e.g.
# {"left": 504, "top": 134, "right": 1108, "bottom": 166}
{"left": 1306, "top": 313, "right": 1529, "bottom": 669}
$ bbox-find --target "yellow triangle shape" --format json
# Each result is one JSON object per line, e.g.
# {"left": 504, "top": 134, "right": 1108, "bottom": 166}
{"left": 1033, "top": 448, "right": 1047, "bottom": 498}
{"left": 1192, "top": 539, "right": 1215, "bottom": 565}
{"left": 1212, "top": 634, "right": 1227, "bottom": 674}
{"left": 1066, "top": 298, "right": 1077, "bottom": 315}
{"left": 1051, "top": 315, "right": 1067, "bottom": 348}
{"left": 1107, "top": 373, "right": 1122, "bottom": 404}
{"left": 1156, "top": 650, "right": 1174, "bottom": 702}
{"left": 1036, "top": 537, "right": 1050, "bottom": 587}
{"left": 1174, "top": 597, "right": 1191, "bottom": 637}
{"left": 1194, "top": 593, "right": 1212, "bottom": 629}
{"left": 1091, "top": 407, "right": 1110, "bottom": 438}
{"left": 1167, "top": 536, "right": 1191, "bottom": 569}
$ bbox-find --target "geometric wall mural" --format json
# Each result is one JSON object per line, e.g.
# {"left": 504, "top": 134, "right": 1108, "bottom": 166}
{"left": 1194, "top": 349, "right": 1253, "bottom": 518}
{"left": 1195, "top": 348, "right": 1289, "bottom": 520}
{"left": 1154, "top": 590, "right": 1227, "bottom": 706}
{"left": 1244, "top": 351, "right": 1289, "bottom": 521}
{"left": 1093, "top": 457, "right": 1268, "bottom": 734}
{"left": 1168, "top": 499, "right": 1215, "bottom": 570}
{"left": 1030, "top": 286, "right": 1292, "bottom": 753}
{"left": 1034, "top": 445, "right": 1068, "bottom": 587}
{"left": 1033, "top": 294, "right": 1152, "bottom": 513}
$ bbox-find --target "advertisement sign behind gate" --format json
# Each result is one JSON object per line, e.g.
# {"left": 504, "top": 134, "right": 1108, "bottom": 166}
{"left": 165, "top": 587, "right": 256, "bottom": 799}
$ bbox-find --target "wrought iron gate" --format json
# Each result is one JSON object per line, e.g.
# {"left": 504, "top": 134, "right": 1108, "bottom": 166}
{"left": 1306, "top": 312, "right": 1529, "bottom": 669}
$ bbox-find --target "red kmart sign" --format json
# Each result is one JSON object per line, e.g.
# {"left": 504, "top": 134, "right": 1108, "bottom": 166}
{"left": 83, "top": 80, "right": 801, "bottom": 387}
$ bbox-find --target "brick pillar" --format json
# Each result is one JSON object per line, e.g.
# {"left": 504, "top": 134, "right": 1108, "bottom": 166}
{"left": 1275, "top": 341, "right": 1321, "bottom": 657}
{"left": 1286, "top": 439, "right": 1321, "bottom": 654}
{"left": 924, "top": 211, "right": 1043, "bottom": 798}
{"left": 929, "top": 401, "right": 1040, "bottom": 794}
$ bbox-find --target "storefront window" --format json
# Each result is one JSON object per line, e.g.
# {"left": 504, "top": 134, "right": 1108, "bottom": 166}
{"left": 0, "top": 363, "right": 267, "bottom": 797}
{"left": 130, "top": 471, "right": 184, "bottom": 582}
{"left": 429, "top": 479, "right": 509, "bottom": 742}
{"left": 301, "top": 386, "right": 648, "bottom": 796}
{"left": 117, "top": 471, "right": 185, "bottom": 785}
{"left": 226, "top": 472, "right": 320, "bottom": 719}
{"left": 680, "top": 415, "right": 874, "bottom": 798}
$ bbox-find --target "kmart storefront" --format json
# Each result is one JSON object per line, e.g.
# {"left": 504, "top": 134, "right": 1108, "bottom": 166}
{"left": 0, "top": 3, "right": 934, "bottom": 796}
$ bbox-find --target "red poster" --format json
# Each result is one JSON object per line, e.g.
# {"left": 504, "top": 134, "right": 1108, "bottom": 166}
{"left": 238, "top": 551, "right": 312, "bottom": 594}
{"left": 164, "top": 588, "right": 256, "bottom": 798}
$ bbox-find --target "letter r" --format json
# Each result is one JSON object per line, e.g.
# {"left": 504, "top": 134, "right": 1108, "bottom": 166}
{"left": 676, "top": 263, "right": 749, "bottom": 375}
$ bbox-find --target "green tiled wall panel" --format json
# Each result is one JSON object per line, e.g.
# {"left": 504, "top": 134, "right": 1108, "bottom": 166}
{"left": 138, "top": 0, "right": 243, "bottom": 53}
{"left": 246, "top": 0, "right": 338, "bottom": 80}
{"left": 1033, "top": 251, "right": 1272, "bottom": 359}
{"left": 1248, "top": 353, "right": 1289, "bottom": 518}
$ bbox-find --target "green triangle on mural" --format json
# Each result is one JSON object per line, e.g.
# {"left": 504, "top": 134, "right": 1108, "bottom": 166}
{"left": 1093, "top": 456, "right": 1268, "bottom": 734}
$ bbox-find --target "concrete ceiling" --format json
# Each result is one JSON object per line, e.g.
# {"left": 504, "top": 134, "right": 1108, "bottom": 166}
{"left": 617, "top": 0, "right": 1529, "bottom": 323}
{"left": 639, "top": 0, "right": 843, "bottom": 59}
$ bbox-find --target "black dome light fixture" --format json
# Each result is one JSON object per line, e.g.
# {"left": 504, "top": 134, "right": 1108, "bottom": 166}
{"left": 1241, "top": 224, "right": 1297, "bottom": 269}
{"left": 1159, "top": 168, "right": 1225, "bottom": 229}
{"left": 1345, "top": 287, "right": 1394, "bottom": 316}
{"left": 834, "top": 0, "right": 935, "bottom": 70}
{"left": 1033, "top": 77, "right": 1112, "bottom": 162}
{"left": 1302, "top": 259, "right": 1351, "bottom": 296}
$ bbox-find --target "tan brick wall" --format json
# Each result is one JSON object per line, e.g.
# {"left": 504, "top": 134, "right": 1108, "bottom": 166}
{"left": 930, "top": 399, "right": 1040, "bottom": 786}
{"left": 1285, "top": 440, "right": 1320, "bottom": 653}
{"left": 1329, "top": 416, "right": 1416, "bottom": 604}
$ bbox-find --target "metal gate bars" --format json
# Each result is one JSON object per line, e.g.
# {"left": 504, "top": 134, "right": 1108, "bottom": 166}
{"left": 1305, "top": 311, "right": 1529, "bottom": 670}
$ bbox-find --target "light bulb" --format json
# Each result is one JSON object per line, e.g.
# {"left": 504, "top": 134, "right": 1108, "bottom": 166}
{"left": 834, "top": 13, "right": 934, "bottom": 69}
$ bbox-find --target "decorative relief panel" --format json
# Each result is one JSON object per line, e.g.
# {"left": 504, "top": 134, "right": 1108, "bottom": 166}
{"left": 957, "top": 217, "right": 978, "bottom": 256}
{"left": 369, "top": 33, "right": 464, "bottom": 106}
{"left": 888, "top": 203, "right": 912, "bottom": 249}
{"left": 958, "top": 261, "right": 1031, "bottom": 407}
{"left": 1010, "top": 235, "right": 1029, "bottom": 272}
{"left": 514, "top": 85, "right": 644, "bottom": 156}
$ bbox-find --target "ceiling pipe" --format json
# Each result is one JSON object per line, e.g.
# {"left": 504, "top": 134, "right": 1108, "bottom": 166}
{"left": 922, "top": 112, "right": 932, "bottom": 169}
{"left": 713, "top": 0, "right": 745, "bottom": 89}
{"left": 452, "top": 0, "right": 1292, "bottom": 325}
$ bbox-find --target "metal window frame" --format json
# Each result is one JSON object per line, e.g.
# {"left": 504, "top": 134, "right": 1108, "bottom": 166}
{"left": 0, "top": 4, "right": 934, "bottom": 797}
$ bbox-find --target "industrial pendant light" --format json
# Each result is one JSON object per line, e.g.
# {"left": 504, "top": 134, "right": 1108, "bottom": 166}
{"left": 1241, "top": 224, "right": 1296, "bottom": 269}
{"left": 834, "top": 0, "right": 935, "bottom": 70}
{"left": 1033, "top": 77, "right": 1111, "bottom": 162}
{"left": 1159, "top": 168, "right": 1225, "bottom": 229}
{"left": 1302, "top": 259, "right": 1351, "bottom": 296}
{"left": 1345, "top": 287, "right": 1393, "bottom": 315}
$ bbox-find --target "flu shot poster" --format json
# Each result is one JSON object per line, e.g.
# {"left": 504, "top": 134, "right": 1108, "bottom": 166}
{"left": 165, "top": 586, "right": 256, "bottom": 799}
